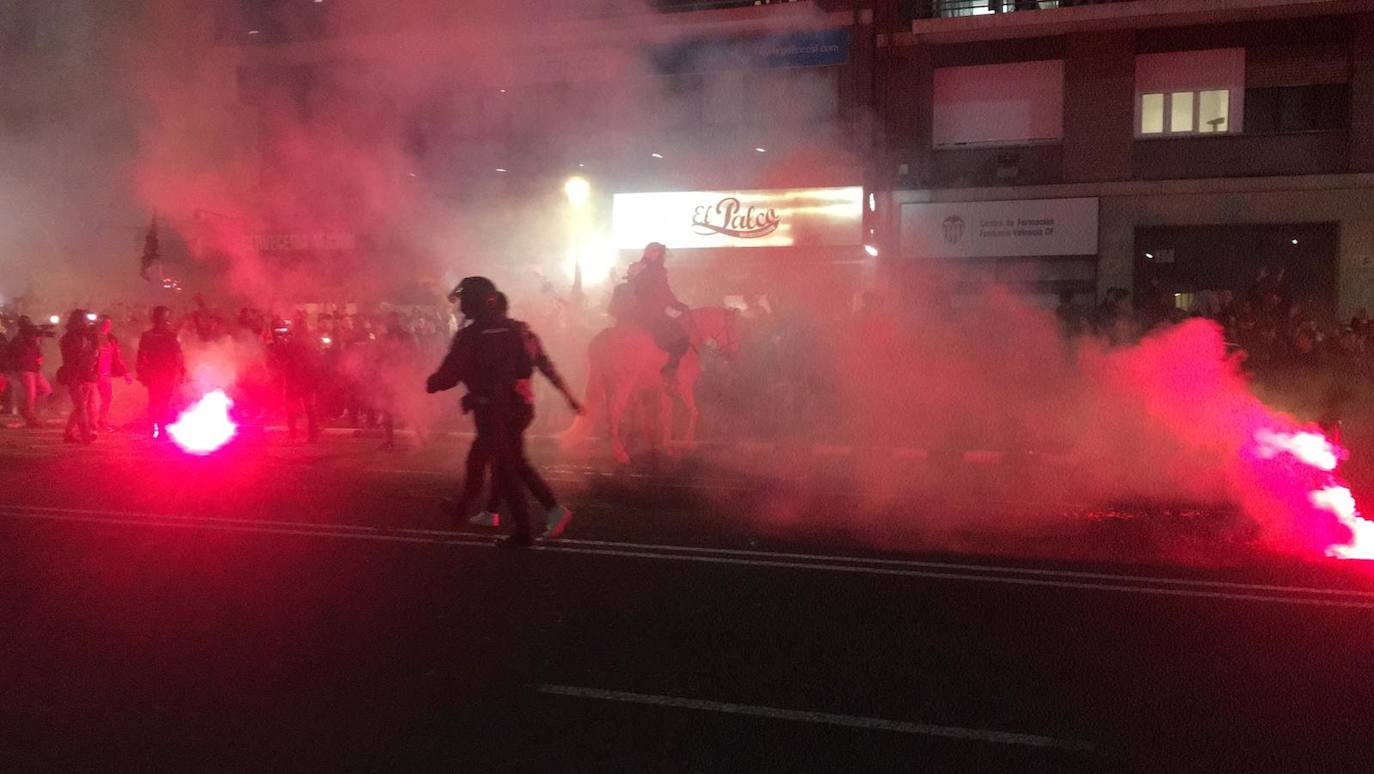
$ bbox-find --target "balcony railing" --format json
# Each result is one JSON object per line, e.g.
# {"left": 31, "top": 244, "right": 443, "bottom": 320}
{"left": 910, "top": 0, "right": 1134, "bottom": 19}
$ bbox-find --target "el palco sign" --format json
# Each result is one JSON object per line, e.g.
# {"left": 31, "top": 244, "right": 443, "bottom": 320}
{"left": 691, "top": 197, "right": 781, "bottom": 239}
{"left": 613, "top": 187, "right": 863, "bottom": 249}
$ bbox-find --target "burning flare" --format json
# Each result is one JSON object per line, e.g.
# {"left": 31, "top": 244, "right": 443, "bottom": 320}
{"left": 166, "top": 390, "right": 237, "bottom": 455}
{"left": 1249, "top": 428, "right": 1374, "bottom": 560}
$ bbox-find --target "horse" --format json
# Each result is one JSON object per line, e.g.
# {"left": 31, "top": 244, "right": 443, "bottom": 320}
{"left": 561, "top": 306, "right": 740, "bottom": 465}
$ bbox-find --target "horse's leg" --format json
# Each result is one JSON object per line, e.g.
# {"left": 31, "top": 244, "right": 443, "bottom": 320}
{"left": 656, "top": 382, "right": 673, "bottom": 453}
{"left": 607, "top": 379, "right": 635, "bottom": 466}
{"left": 559, "top": 358, "right": 600, "bottom": 449}
{"left": 678, "top": 356, "right": 701, "bottom": 448}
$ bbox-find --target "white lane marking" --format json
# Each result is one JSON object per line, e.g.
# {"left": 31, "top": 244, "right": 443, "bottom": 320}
{"left": 0, "top": 509, "right": 492, "bottom": 548}
{"left": 537, "top": 684, "right": 1094, "bottom": 752}
{"left": 530, "top": 543, "right": 1374, "bottom": 609}
{"left": 549, "top": 537, "right": 1374, "bottom": 599}
{"left": 4, "top": 505, "right": 1372, "bottom": 608}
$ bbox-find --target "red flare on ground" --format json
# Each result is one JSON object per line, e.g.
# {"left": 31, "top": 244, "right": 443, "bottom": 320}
{"left": 1247, "top": 429, "right": 1374, "bottom": 560}
{"left": 167, "top": 389, "right": 237, "bottom": 456}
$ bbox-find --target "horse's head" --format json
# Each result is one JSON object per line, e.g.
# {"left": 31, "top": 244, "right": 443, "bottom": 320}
{"left": 688, "top": 307, "right": 742, "bottom": 361}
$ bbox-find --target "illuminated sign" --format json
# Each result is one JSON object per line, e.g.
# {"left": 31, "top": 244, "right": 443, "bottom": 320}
{"left": 613, "top": 187, "right": 862, "bottom": 250}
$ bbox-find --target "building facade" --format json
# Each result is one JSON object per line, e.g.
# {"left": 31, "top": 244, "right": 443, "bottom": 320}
{"left": 873, "top": 0, "right": 1374, "bottom": 318}
{"left": 216, "top": 0, "right": 1374, "bottom": 318}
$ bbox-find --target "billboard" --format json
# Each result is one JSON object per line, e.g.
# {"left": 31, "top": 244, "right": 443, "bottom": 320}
{"left": 612, "top": 187, "right": 863, "bottom": 250}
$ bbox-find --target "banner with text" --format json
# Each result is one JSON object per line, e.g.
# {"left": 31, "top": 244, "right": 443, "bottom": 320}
{"left": 900, "top": 198, "right": 1098, "bottom": 258}
{"left": 613, "top": 187, "right": 863, "bottom": 250}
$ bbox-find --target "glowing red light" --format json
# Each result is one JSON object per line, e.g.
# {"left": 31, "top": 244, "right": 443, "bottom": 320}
{"left": 1249, "top": 428, "right": 1374, "bottom": 560}
{"left": 167, "top": 390, "right": 237, "bottom": 455}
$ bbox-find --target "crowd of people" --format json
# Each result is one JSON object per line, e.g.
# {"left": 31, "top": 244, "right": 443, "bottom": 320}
{"left": 2, "top": 260, "right": 1369, "bottom": 452}
{"left": 0, "top": 298, "right": 460, "bottom": 444}
{"left": 1058, "top": 269, "right": 1374, "bottom": 427}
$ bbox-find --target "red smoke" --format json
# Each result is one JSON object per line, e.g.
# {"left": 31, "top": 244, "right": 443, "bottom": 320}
{"left": 1061, "top": 319, "right": 1369, "bottom": 559}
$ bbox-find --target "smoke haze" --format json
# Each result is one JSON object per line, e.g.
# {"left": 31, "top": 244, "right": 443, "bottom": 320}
{"left": 1, "top": 1, "right": 1366, "bottom": 562}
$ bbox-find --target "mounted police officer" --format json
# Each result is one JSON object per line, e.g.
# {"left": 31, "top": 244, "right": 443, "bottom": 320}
{"left": 627, "top": 242, "right": 691, "bottom": 377}
{"left": 427, "top": 276, "right": 573, "bottom": 548}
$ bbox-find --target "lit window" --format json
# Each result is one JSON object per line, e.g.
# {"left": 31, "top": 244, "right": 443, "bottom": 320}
{"left": 1135, "top": 49, "right": 1244, "bottom": 136}
{"left": 1170, "top": 91, "right": 1194, "bottom": 133}
{"left": 1141, "top": 93, "right": 1164, "bottom": 134}
{"left": 1198, "top": 89, "right": 1229, "bottom": 133}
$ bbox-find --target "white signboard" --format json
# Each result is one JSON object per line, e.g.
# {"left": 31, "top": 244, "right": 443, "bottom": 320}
{"left": 613, "top": 187, "right": 863, "bottom": 250}
{"left": 900, "top": 197, "right": 1098, "bottom": 258}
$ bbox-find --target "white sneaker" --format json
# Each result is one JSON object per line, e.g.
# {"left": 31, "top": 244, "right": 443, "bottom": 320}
{"left": 543, "top": 504, "right": 572, "bottom": 539}
{"left": 468, "top": 510, "right": 500, "bottom": 527}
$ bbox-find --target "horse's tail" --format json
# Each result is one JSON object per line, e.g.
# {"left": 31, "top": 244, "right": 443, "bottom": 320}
{"left": 559, "top": 350, "right": 604, "bottom": 448}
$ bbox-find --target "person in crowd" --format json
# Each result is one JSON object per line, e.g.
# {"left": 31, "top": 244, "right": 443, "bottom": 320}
{"left": 11, "top": 316, "right": 54, "bottom": 428}
{"left": 627, "top": 242, "right": 692, "bottom": 377}
{"left": 374, "top": 311, "right": 418, "bottom": 449}
{"left": 0, "top": 324, "right": 9, "bottom": 418}
{"left": 58, "top": 310, "right": 99, "bottom": 444}
{"left": 137, "top": 306, "right": 185, "bottom": 440}
{"left": 266, "top": 319, "right": 322, "bottom": 443}
{"left": 455, "top": 292, "right": 583, "bottom": 528}
{"left": 1055, "top": 290, "right": 1089, "bottom": 338}
{"left": 1092, "top": 288, "right": 1135, "bottom": 345}
{"left": 316, "top": 312, "right": 344, "bottom": 420}
{"left": 93, "top": 314, "right": 131, "bottom": 432}
{"left": 427, "top": 277, "right": 575, "bottom": 548}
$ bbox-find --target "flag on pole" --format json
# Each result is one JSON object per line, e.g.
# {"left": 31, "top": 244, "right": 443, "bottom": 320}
{"left": 139, "top": 216, "right": 160, "bottom": 280}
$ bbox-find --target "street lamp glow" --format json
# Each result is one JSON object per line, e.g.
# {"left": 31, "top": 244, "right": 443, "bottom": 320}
{"left": 650, "top": 152, "right": 663, "bottom": 159}
{"left": 49, "top": 315, "right": 60, "bottom": 325}
{"left": 864, "top": 244, "right": 879, "bottom": 257}
{"left": 754, "top": 147, "right": 767, "bottom": 153}
{"left": 563, "top": 176, "right": 591, "bottom": 207}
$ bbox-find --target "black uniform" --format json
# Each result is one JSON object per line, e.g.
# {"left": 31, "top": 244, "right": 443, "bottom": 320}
{"left": 454, "top": 317, "right": 567, "bottom": 518}
{"left": 428, "top": 315, "right": 538, "bottom": 540}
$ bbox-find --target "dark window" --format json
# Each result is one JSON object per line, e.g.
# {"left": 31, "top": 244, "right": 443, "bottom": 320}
{"left": 1243, "top": 84, "right": 1348, "bottom": 134}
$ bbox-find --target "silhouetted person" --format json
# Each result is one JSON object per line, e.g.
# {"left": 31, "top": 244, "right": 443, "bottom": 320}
{"left": 456, "top": 292, "right": 583, "bottom": 528}
{"left": 94, "top": 315, "right": 131, "bottom": 432}
{"left": 137, "top": 306, "right": 185, "bottom": 440}
{"left": 11, "top": 316, "right": 53, "bottom": 427}
{"left": 58, "top": 310, "right": 99, "bottom": 444}
{"left": 427, "top": 277, "right": 574, "bottom": 548}
{"left": 268, "top": 321, "right": 322, "bottom": 442}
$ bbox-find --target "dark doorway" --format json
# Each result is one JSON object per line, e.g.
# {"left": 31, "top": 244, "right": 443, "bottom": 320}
{"left": 1134, "top": 223, "right": 1339, "bottom": 318}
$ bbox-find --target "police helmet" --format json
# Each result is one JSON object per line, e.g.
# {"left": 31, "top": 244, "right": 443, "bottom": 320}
{"left": 643, "top": 242, "right": 668, "bottom": 263}
{"left": 449, "top": 276, "right": 500, "bottom": 317}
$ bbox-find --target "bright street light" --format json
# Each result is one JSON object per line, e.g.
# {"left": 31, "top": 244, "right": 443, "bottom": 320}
{"left": 563, "top": 176, "right": 591, "bottom": 207}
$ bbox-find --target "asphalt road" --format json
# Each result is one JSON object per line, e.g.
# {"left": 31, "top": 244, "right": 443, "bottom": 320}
{"left": 2, "top": 428, "right": 1374, "bottom": 772}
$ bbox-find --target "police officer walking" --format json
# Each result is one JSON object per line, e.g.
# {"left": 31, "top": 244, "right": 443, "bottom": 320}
{"left": 427, "top": 276, "right": 574, "bottom": 548}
